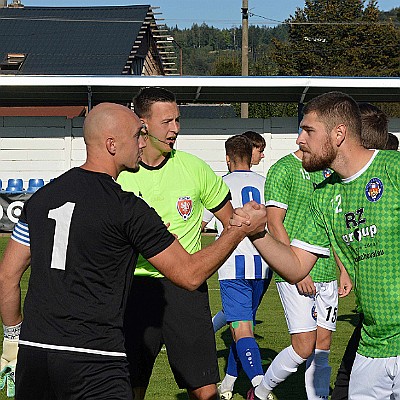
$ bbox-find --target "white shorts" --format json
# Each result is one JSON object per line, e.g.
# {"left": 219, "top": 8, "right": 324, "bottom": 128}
{"left": 276, "top": 280, "right": 338, "bottom": 334}
{"left": 349, "top": 353, "right": 400, "bottom": 399}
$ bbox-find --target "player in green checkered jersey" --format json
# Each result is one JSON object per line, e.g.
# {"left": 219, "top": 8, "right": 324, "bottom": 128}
{"left": 234, "top": 92, "right": 400, "bottom": 400}
{"left": 264, "top": 151, "right": 351, "bottom": 400}
{"left": 331, "top": 102, "right": 391, "bottom": 400}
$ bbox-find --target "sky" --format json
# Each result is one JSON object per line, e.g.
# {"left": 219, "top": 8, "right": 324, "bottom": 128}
{"left": 20, "top": 0, "right": 399, "bottom": 29}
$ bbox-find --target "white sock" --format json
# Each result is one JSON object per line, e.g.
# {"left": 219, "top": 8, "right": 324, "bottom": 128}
{"left": 251, "top": 374, "right": 263, "bottom": 388}
{"left": 219, "top": 373, "right": 237, "bottom": 393}
{"left": 212, "top": 310, "right": 227, "bottom": 333}
{"left": 305, "top": 349, "right": 331, "bottom": 400}
{"left": 255, "top": 345, "right": 306, "bottom": 399}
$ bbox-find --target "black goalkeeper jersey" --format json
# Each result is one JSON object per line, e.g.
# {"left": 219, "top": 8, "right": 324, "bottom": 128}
{"left": 18, "top": 167, "right": 174, "bottom": 355}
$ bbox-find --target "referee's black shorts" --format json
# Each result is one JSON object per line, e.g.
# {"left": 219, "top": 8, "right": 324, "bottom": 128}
{"left": 124, "top": 276, "right": 220, "bottom": 389}
{"left": 16, "top": 345, "right": 133, "bottom": 400}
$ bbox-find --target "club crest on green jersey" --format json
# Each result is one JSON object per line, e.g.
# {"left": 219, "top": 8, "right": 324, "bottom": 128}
{"left": 176, "top": 196, "right": 192, "bottom": 220}
{"left": 322, "top": 168, "right": 333, "bottom": 179}
{"left": 365, "top": 178, "right": 384, "bottom": 202}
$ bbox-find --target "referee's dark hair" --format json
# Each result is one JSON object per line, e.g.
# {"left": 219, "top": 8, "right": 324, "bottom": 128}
{"left": 225, "top": 135, "right": 252, "bottom": 165}
{"left": 133, "top": 87, "right": 176, "bottom": 118}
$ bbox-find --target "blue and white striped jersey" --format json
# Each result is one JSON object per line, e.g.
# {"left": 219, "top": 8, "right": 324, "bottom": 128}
{"left": 213, "top": 170, "right": 270, "bottom": 280}
{"left": 11, "top": 220, "right": 30, "bottom": 246}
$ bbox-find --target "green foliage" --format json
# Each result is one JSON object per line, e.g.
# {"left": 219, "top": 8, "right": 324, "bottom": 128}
{"left": 167, "top": 3, "right": 399, "bottom": 78}
{"left": 164, "top": 4, "right": 400, "bottom": 118}
{"left": 271, "top": 0, "right": 400, "bottom": 77}
{"left": 380, "top": 6, "right": 400, "bottom": 22}
{"left": 211, "top": 52, "right": 241, "bottom": 76}
{"left": 166, "top": 3, "right": 399, "bottom": 118}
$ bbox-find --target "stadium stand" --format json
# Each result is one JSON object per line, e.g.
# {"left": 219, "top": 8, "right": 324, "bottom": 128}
{"left": 5, "top": 178, "right": 23, "bottom": 192}
{"left": 27, "top": 178, "right": 44, "bottom": 193}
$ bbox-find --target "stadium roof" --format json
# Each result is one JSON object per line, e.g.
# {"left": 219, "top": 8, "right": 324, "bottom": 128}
{"left": 0, "top": 5, "right": 154, "bottom": 75}
{"left": 0, "top": 75, "right": 398, "bottom": 107}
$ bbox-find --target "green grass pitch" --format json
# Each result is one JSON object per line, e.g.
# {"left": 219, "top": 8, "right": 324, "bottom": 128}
{"left": 0, "top": 235, "right": 358, "bottom": 399}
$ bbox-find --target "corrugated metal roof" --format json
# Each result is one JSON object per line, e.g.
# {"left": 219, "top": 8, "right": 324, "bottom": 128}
{"left": 0, "top": 5, "right": 151, "bottom": 74}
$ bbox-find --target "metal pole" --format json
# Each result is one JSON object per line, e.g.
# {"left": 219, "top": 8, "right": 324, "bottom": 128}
{"left": 179, "top": 45, "right": 183, "bottom": 76}
{"left": 87, "top": 86, "right": 92, "bottom": 111}
{"left": 241, "top": 0, "right": 249, "bottom": 118}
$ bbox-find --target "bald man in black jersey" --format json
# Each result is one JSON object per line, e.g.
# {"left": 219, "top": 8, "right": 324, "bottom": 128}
{"left": 0, "top": 103, "right": 265, "bottom": 400}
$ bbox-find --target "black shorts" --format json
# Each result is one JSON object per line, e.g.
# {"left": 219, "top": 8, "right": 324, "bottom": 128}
{"left": 15, "top": 345, "right": 133, "bottom": 400}
{"left": 123, "top": 276, "right": 219, "bottom": 389}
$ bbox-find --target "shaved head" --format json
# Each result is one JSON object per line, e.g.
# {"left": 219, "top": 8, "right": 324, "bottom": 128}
{"left": 83, "top": 103, "right": 138, "bottom": 146}
{"left": 81, "top": 103, "right": 145, "bottom": 178}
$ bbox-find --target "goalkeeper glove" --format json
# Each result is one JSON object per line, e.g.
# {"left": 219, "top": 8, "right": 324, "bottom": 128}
{"left": 0, "top": 322, "right": 21, "bottom": 398}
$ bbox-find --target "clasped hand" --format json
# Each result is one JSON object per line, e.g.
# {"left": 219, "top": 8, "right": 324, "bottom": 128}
{"left": 229, "top": 201, "right": 268, "bottom": 238}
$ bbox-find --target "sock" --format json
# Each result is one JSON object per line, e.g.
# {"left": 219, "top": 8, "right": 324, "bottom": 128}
{"left": 219, "top": 373, "right": 237, "bottom": 394}
{"left": 219, "top": 342, "right": 239, "bottom": 393}
{"left": 212, "top": 310, "right": 227, "bottom": 333}
{"left": 305, "top": 349, "right": 331, "bottom": 400}
{"left": 255, "top": 345, "right": 306, "bottom": 400}
{"left": 236, "top": 337, "right": 264, "bottom": 386}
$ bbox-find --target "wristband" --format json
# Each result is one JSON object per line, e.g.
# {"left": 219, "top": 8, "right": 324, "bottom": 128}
{"left": 3, "top": 323, "right": 21, "bottom": 341}
{"left": 249, "top": 229, "right": 268, "bottom": 241}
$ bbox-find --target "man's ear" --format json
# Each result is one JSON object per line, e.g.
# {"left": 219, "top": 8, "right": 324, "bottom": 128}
{"left": 106, "top": 137, "right": 116, "bottom": 155}
{"left": 226, "top": 154, "right": 232, "bottom": 172}
{"left": 335, "top": 124, "right": 347, "bottom": 146}
{"left": 141, "top": 119, "right": 148, "bottom": 132}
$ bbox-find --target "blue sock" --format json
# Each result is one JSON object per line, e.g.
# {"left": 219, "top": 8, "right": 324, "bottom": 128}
{"left": 236, "top": 337, "right": 263, "bottom": 382}
{"left": 226, "top": 341, "right": 240, "bottom": 377}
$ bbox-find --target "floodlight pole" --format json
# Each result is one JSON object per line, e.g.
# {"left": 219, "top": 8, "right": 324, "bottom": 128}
{"left": 241, "top": 0, "right": 249, "bottom": 118}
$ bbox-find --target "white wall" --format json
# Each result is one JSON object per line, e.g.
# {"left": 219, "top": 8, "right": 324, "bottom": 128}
{"left": 0, "top": 133, "right": 299, "bottom": 188}
{"left": 1, "top": 116, "right": 399, "bottom": 189}
{"left": 175, "top": 133, "right": 299, "bottom": 177}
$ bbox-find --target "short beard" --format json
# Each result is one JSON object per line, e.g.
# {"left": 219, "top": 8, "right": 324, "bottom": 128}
{"left": 302, "top": 139, "right": 336, "bottom": 172}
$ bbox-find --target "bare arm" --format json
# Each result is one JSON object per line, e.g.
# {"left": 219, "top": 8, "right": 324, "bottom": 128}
{"left": 213, "top": 200, "right": 234, "bottom": 228}
{"left": 0, "top": 240, "right": 31, "bottom": 326}
{"left": 266, "top": 206, "right": 290, "bottom": 245}
{"left": 252, "top": 233, "right": 318, "bottom": 284}
{"left": 333, "top": 249, "right": 352, "bottom": 298}
{"left": 148, "top": 219, "right": 262, "bottom": 291}
{"left": 233, "top": 201, "right": 318, "bottom": 283}
{"left": 267, "top": 205, "right": 316, "bottom": 294}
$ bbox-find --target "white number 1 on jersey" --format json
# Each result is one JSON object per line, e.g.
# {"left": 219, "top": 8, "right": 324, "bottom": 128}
{"left": 48, "top": 202, "right": 76, "bottom": 270}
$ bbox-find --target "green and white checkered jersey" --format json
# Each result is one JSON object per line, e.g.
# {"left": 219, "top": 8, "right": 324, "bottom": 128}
{"left": 118, "top": 149, "right": 230, "bottom": 278}
{"left": 264, "top": 153, "right": 337, "bottom": 283}
{"left": 213, "top": 171, "right": 270, "bottom": 280}
{"left": 292, "top": 150, "right": 400, "bottom": 358}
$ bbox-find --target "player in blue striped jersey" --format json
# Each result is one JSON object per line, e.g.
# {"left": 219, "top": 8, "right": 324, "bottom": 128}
{"left": 206, "top": 135, "right": 272, "bottom": 400}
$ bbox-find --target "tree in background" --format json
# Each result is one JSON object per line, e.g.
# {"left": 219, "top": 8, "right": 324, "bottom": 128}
{"left": 167, "top": 2, "right": 399, "bottom": 117}
{"left": 272, "top": 0, "right": 400, "bottom": 77}
{"left": 210, "top": 53, "right": 298, "bottom": 118}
